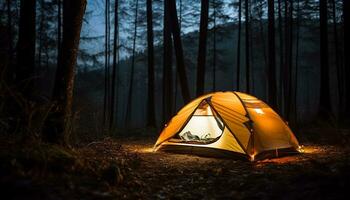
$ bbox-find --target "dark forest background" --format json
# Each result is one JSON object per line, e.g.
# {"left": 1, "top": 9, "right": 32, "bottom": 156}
{"left": 0, "top": 0, "right": 349, "bottom": 144}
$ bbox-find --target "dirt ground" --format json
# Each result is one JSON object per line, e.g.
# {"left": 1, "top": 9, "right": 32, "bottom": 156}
{"left": 119, "top": 137, "right": 350, "bottom": 199}
{"left": 1, "top": 135, "right": 350, "bottom": 200}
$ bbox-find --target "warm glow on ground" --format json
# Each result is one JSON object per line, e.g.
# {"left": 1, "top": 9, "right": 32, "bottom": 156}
{"left": 138, "top": 147, "right": 154, "bottom": 153}
{"left": 302, "top": 145, "right": 323, "bottom": 154}
{"left": 123, "top": 140, "right": 339, "bottom": 168}
{"left": 256, "top": 145, "right": 333, "bottom": 166}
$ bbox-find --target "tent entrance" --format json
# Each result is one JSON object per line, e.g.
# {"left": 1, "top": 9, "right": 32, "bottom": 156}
{"left": 170, "top": 100, "right": 225, "bottom": 144}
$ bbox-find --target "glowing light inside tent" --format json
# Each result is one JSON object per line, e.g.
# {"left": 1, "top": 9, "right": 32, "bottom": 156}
{"left": 178, "top": 116, "right": 223, "bottom": 141}
{"left": 254, "top": 108, "right": 264, "bottom": 114}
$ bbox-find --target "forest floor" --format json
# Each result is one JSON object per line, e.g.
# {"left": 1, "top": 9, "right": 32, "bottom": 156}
{"left": 1, "top": 127, "right": 350, "bottom": 199}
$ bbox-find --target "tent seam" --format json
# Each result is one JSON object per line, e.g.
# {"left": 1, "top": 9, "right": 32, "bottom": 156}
{"left": 232, "top": 91, "right": 255, "bottom": 156}
{"left": 207, "top": 99, "right": 248, "bottom": 155}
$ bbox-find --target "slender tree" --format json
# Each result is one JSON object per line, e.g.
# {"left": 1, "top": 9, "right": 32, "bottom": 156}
{"left": 173, "top": 0, "right": 184, "bottom": 112}
{"left": 46, "top": 0, "right": 87, "bottom": 143}
{"left": 212, "top": 0, "right": 217, "bottom": 91}
{"left": 6, "top": 0, "right": 13, "bottom": 77}
{"left": 277, "top": 0, "right": 283, "bottom": 112}
{"left": 125, "top": 0, "right": 139, "bottom": 126}
{"left": 293, "top": 0, "right": 300, "bottom": 125}
{"left": 57, "top": 0, "right": 62, "bottom": 68}
{"left": 343, "top": 0, "right": 350, "bottom": 118}
{"left": 14, "top": 0, "right": 43, "bottom": 139}
{"left": 169, "top": 0, "right": 191, "bottom": 103}
{"left": 248, "top": 1, "right": 254, "bottom": 92}
{"left": 330, "top": 0, "right": 342, "bottom": 119}
{"left": 236, "top": 0, "right": 242, "bottom": 91}
{"left": 1, "top": 1, "right": 16, "bottom": 135}
{"left": 318, "top": 0, "right": 331, "bottom": 119}
{"left": 244, "top": 0, "right": 250, "bottom": 93}
{"left": 258, "top": 1, "right": 267, "bottom": 68}
{"left": 16, "top": 0, "right": 36, "bottom": 98}
{"left": 37, "top": 0, "right": 45, "bottom": 70}
{"left": 109, "top": 0, "right": 119, "bottom": 129}
{"left": 103, "top": 0, "right": 111, "bottom": 126}
{"left": 267, "top": 0, "right": 277, "bottom": 109}
{"left": 163, "top": 0, "right": 173, "bottom": 122}
{"left": 146, "top": 0, "right": 156, "bottom": 127}
{"left": 196, "top": 0, "right": 209, "bottom": 96}
{"left": 283, "top": 0, "right": 293, "bottom": 120}
{"left": 0, "top": 19, "right": 9, "bottom": 83}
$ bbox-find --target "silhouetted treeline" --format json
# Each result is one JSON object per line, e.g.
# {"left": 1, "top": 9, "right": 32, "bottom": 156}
{"left": 0, "top": 0, "right": 86, "bottom": 144}
{"left": 0, "top": 0, "right": 349, "bottom": 144}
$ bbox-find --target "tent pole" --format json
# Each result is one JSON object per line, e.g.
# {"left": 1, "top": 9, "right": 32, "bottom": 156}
{"left": 232, "top": 92, "right": 255, "bottom": 157}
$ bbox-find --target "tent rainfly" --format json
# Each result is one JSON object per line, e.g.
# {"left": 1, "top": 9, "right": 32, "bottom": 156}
{"left": 154, "top": 91, "right": 301, "bottom": 161}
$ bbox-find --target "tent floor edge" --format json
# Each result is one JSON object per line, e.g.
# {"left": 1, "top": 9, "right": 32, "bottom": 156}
{"left": 157, "top": 144, "right": 249, "bottom": 160}
{"left": 254, "top": 147, "right": 300, "bottom": 161}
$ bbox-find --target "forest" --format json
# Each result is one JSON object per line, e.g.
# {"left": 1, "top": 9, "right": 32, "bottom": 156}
{"left": 0, "top": 0, "right": 350, "bottom": 199}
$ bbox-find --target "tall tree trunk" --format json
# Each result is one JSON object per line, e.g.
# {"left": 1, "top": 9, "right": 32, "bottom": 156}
{"left": 125, "top": 0, "right": 139, "bottom": 127}
{"left": 0, "top": 18, "right": 13, "bottom": 134}
{"left": 163, "top": 0, "right": 173, "bottom": 123}
{"left": 110, "top": 0, "right": 119, "bottom": 129}
{"left": 244, "top": 0, "right": 250, "bottom": 93}
{"left": 169, "top": 0, "right": 191, "bottom": 103}
{"left": 283, "top": 0, "right": 293, "bottom": 120}
{"left": 103, "top": 0, "right": 111, "bottom": 126}
{"left": 146, "top": 0, "right": 156, "bottom": 127}
{"left": 57, "top": 0, "right": 62, "bottom": 68}
{"left": 277, "top": 0, "right": 284, "bottom": 112}
{"left": 212, "top": 1, "right": 217, "bottom": 91}
{"left": 0, "top": 22, "right": 9, "bottom": 83}
{"left": 38, "top": 0, "right": 45, "bottom": 70}
{"left": 6, "top": 0, "right": 13, "bottom": 78}
{"left": 174, "top": 0, "right": 184, "bottom": 112}
{"left": 115, "top": 35, "right": 120, "bottom": 127}
{"left": 249, "top": 6, "right": 255, "bottom": 93}
{"left": 46, "top": 0, "right": 87, "bottom": 144}
{"left": 236, "top": 0, "right": 242, "bottom": 91}
{"left": 17, "top": 0, "right": 36, "bottom": 97}
{"left": 330, "top": 0, "right": 342, "bottom": 119}
{"left": 318, "top": 0, "right": 331, "bottom": 119}
{"left": 196, "top": 0, "right": 209, "bottom": 96}
{"left": 293, "top": 0, "right": 300, "bottom": 126}
{"left": 44, "top": 41, "right": 49, "bottom": 69}
{"left": 179, "top": 0, "right": 182, "bottom": 26}
{"left": 258, "top": 2, "right": 267, "bottom": 69}
{"left": 288, "top": 0, "right": 294, "bottom": 119}
{"left": 15, "top": 0, "right": 36, "bottom": 138}
{"left": 267, "top": 0, "right": 277, "bottom": 109}
{"left": 343, "top": 0, "right": 350, "bottom": 119}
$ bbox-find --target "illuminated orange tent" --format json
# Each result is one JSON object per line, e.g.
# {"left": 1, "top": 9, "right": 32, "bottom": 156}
{"left": 154, "top": 91, "right": 300, "bottom": 160}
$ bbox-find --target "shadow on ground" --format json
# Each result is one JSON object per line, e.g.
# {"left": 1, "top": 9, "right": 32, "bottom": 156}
{"left": 119, "top": 137, "right": 350, "bottom": 199}
{"left": 1, "top": 130, "right": 350, "bottom": 199}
